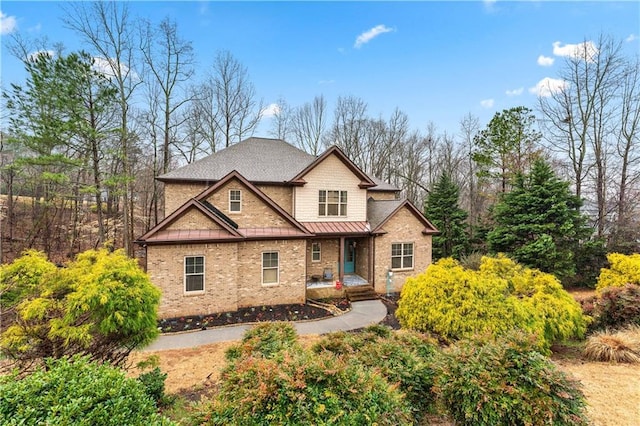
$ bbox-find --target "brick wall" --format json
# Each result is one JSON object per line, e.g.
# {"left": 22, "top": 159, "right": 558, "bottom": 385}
{"left": 202, "top": 179, "right": 291, "bottom": 228}
{"left": 373, "top": 208, "right": 432, "bottom": 293}
{"left": 147, "top": 239, "right": 307, "bottom": 318}
{"left": 236, "top": 240, "right": 306, "bottom": 307}
{"left": 167, "top": 208, "right": 223, "bottom": 230}
{"left": 306, "top": 239, "right": 340, "bottom": 280}
{"left": 164, "top": 182, "right": 208, "bottom": 216}
{"left": 256, "top": 185, "right": 293, "bottom": 214}
{"left": 147, "top": 243, "right": 239, "bottom": 318}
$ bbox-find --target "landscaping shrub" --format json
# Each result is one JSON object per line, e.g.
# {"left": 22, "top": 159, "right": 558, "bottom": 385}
{"left": 195, "top": 349, "right": 412, "bottom": 425}
{"left": 596, "top": 253, "right": 640, "bottom": 291}
{"left": 312, "top": 325, "right": 439, "bottom": 416}
{"left": 0, "top": 248, "right": 160, "bottom": 369}
{"left": 583, "top": 326, "right": 640, "bottom": 363}
{"left": 434, "top": 331, "right": 588, "bottom": 426}
{"left": 224, "top": 322, "right": 300, "bottom": 361}
{"left": 586, "top": 284, "right": 640, "bottom": 330}
{"left": 396, "top": 256, "right": 586, "bottom": 351}
{"left": 138, "top": 367, "right": 172, "bottom": 407}
{"left": 0, "top": 356, "right": 174, "bottom": 425}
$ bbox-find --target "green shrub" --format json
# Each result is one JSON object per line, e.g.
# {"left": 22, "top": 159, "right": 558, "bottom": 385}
{"left": 312, "top": 326, "right": 439, "bottom": 416}
{"left": 0, "top": 356, "right": 174, "bottom": 425}
{"left": 138, "top": 367, "right": 172, "bottom": 407}
{"left": 195, "top": 349, "right": 412, "bottom": 425}
{"left": 596, "top": 253, "right": 640, "bottom": 291}
{"left": 225, "top": 322, "right": 300, "bottom": 361}
{"left": 586, "top": 284, "right": 640, "bottom": 330}
{"left": 397, "top": 256, "right": 587, "bottom": 351}
{"left": 434, "top": 331, "right": 588, "bottom": 426}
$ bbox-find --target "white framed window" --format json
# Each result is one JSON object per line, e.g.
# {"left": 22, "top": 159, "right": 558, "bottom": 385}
{"left": 391, "top": 243, "right": 414, "bottom": 270}
{"left": 318, "top": 190, "right": 347, "bottom": 217}
{"left": 229, "top": 189, "right": 242, "bottom": 212}
{"left": 262, "top": 251, "right": 279, "bottom": 285}
{"left": 311, "top": 242, "right": 321, "bottom": 262}
{"left": 184, "top": 256, "right": 205, "bottom": 293}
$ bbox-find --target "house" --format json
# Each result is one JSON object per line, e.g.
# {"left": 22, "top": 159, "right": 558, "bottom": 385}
{"left": 136, "top": 137, "right": 438, "bottom": 319}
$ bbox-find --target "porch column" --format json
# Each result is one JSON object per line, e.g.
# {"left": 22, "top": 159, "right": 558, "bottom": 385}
{"left": 339, "top": 236, "right": 345, "bottom": 283}
{"left": 368, "top": 236, "right": 374, "bottom": 287}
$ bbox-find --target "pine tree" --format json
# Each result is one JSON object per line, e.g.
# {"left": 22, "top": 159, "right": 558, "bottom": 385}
{"left": 425, "top": 173, "right": 469, "bottom": 260}
{"left": 488, "top": 159, "right": 592, "bottom": 280}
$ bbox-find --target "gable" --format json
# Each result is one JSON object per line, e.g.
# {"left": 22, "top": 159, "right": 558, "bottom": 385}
{"left": 293, "top": 153, "right": 369, "bottom": 222}
{"left": 166, "top": 208, "right": 225, "bottom": 231}
{"left": 200, "top": 178, "right": 293, "bottom": 229}
{"left": 370, "top": 199, "right": 439, "bottom": 235}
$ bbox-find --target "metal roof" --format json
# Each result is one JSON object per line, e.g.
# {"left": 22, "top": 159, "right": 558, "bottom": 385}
{"left": 302, "top": 221, "right": 370, "bottom": 235}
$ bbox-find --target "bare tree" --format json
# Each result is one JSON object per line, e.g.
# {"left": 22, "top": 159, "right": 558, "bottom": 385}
{"left": 140, "top": 17, "right": 195, "bottom": 174}
{"left": 610, "top": 56, "right": 640, "bottom": 251}
{"left": 539, "top": 34, "right": 627, "bottom": 238}
{"left": 63, "top": 1, "right": 143, "bottom": 254}
{"left": 327, "top": 95, "right": 369, "bottom": 162}
{"left": 268, "top": 97, "right": 292, "bottom": 141}
{"left": 209, "top": 50, "right": 263, "bottom": 148}
{"left": 290, "top": 95, "right": 328, "bottom": 155}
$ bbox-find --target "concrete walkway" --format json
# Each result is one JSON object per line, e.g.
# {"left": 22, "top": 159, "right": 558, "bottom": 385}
{"left": 143, "top": 299, "right": 387, "bottom": 351}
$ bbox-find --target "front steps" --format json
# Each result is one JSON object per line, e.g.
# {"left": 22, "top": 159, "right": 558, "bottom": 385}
{"left": 345, "top": 284, "right": 378, "bottom": 302}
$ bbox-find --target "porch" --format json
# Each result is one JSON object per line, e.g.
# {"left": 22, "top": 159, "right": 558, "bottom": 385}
{"left": 306, "top": 273, "right": 375, "bottom": 301}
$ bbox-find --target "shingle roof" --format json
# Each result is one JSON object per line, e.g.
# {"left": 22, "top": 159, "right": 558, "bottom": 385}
{"left": 367, "top": 199, "right": 404, "bottom": 230}
{"left": 158, "top": 137, "right": 316, "bottom": 183}
{"left": 368, "top": 176, "right": 399, "bottom": 192}
{"left": 158, "top": 137, "right": 399, "bottom": 193}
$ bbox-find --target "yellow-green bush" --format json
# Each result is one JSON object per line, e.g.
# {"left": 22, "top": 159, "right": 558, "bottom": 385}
{"left": 396, "top": 256, "right": 586, "bottom": 351}
{"left": 596, "top": 253, "right": 640, "bottom": 291}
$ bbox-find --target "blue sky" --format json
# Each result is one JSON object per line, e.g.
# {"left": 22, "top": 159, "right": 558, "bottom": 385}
{"left": 1, "top": 1, "right": 638, "bottom": 137}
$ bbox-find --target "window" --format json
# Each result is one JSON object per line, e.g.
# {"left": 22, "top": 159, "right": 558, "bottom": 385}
{"left": 229, "top": 189, "right": 241, "bottom": 212}
{"left": 185, "top": 256, "right": 205, "bottom": 292}
{"left": 391, "top": 243, "right": 414, "bottom": 270}
{"left": 311, "top": 242, "right": 321, "bottom": 262}
{"left": 318, "top": 190, "right": 347, "bottom": 217}
{"left": 262, "top": 252, "right": 279, "bottom": 285}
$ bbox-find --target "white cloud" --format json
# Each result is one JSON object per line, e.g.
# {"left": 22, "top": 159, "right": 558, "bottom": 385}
{"left": 480, "top": 99, "right": 495, "bottom": 109}
{"left": 529, "top": 77, "right": 567, "bottom": 97}
{"left": 0, "top": 11, "right": 17, "bottom": 35}
{"left": 537, "top": 55, "right": 554, "bottom": 67}
{"left": 552, "top": 40, "right": 598, "bottom": 61}
{"left": 27, "top": 50, "right": 54, "bottom": 62}
{"left": 354, "top": 24, "right": 393, "bottom": 49}
{"left": 261, "top": 103, "right": 281, "bottom": 118}
{"left": 506, "top": 87, "right": 524, "bottom": 96}
{"left": 483, "top": 0, "right": 497, "bottom": 12}
{"left": 626, "top": 34, "right": 638, "bottom": 43}
{"left": 92, "top": 57, "right": 135, "bottom": 80}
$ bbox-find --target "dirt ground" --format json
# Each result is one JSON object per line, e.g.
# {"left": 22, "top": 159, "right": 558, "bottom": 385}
{"left": 130, "top": 333, "right": 640, "bottom": 426}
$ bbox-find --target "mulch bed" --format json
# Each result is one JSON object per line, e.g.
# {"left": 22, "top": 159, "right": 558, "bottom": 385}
{"left": 159, "top": 298, "right": 351, "bottom": 333}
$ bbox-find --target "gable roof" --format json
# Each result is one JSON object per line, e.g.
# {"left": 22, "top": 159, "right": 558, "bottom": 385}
{"left": 290, "top": 145, "right": 376, "bottom": 188}
{"left": 368, "top": 198, "right": 439, "bottom": 235}
{"left": 157, "top": 138, "right": 396, "bottom": 192}
{"left": 157, "top": 137, "right": 316, "bottom": 184}
{"left": 136, "top": 198, "right": 244, "bottom": 244}
{"left": 194, "top": 170, "right": 312, "bottom": 236}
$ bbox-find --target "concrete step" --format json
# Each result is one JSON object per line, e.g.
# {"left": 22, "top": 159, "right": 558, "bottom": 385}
{"left": 345, "top": 285, "right": 378, "bottom": 302}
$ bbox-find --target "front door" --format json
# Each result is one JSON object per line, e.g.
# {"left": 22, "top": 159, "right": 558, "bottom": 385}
{"left": 344, "top": 239, "right": 356, "bottom": 274}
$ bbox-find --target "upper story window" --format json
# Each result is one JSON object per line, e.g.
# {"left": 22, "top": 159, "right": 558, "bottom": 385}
{"left": 262, "top": 251, "right": 279, "bottom": 285}
{"left": 311, "top": 242, "right": 321, "bottom": 262}
{"left": 391, "top": 243, "right": 414, "bottom": 270}
{"left": 185, "top": 256, "right": 205, "bottom": 293}
{"left": 229, "top": 189, "right": 241, "bottom": 212}
{"left": 319, "top": 190, "right": 347, "bottom": 217}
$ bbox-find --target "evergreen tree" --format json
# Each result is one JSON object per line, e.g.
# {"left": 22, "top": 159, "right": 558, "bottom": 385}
{"left": 487, "top": 159, "right": 592, "bottom": 280}
{"left": 425, "top": 173, "right": 469, "bottom": 260}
